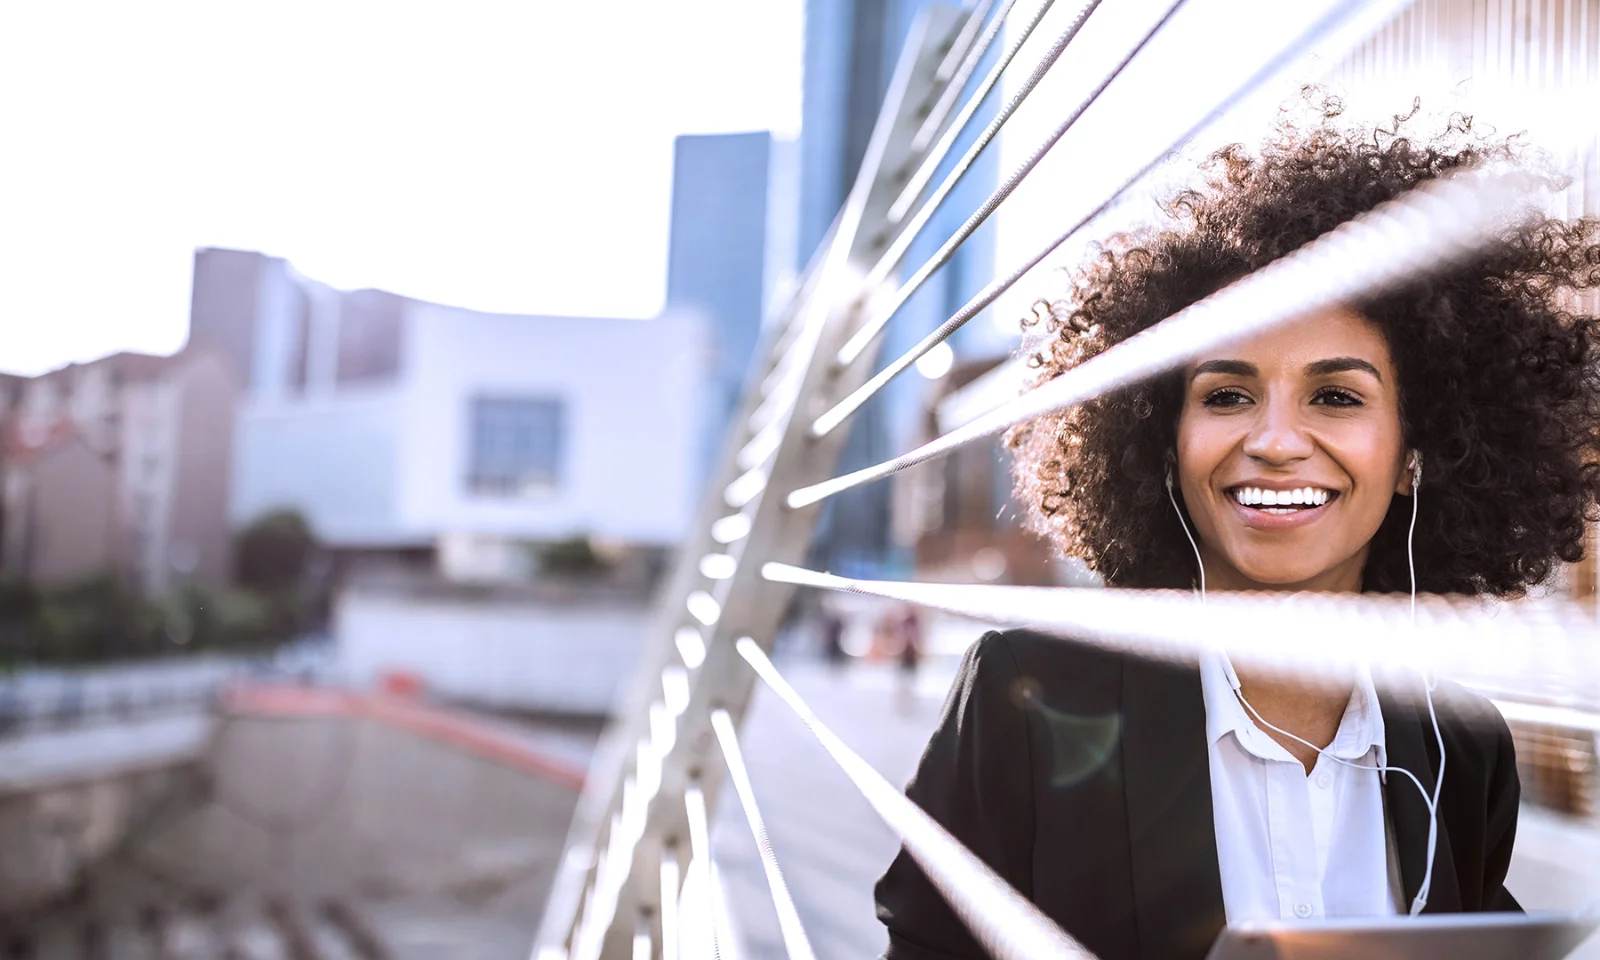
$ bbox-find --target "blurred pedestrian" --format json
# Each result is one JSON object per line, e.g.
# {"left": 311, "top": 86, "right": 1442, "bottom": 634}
{"left": 820, "top": 607, "right": 847, "bottom": 668}
{"left": 895, "top": 604, "right": 922, "bottom": 713}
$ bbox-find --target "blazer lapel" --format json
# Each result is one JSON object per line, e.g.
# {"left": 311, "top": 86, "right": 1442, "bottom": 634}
{"left": 1379, "top": 687, "right": 1461, "bottom": 914}
{"left": 1123, "top": 657, "right": 1226, "bottom": 960}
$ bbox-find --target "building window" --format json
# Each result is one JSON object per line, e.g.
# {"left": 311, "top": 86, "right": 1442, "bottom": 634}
{"left": 467, "top": 398, "right": 564, "bottom": 497}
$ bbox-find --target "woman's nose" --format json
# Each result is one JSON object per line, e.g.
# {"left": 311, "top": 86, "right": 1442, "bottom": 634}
{"left": 1240, "top": 398, "right": 1314, "bottom": 464}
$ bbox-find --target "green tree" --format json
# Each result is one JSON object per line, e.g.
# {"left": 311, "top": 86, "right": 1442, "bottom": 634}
{"left": 236, "top": 509, "right": 314, "bottom": 591}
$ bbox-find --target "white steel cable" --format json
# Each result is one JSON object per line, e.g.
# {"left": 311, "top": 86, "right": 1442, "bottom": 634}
{"left": 914, "top": 0, "right": 1023, "bottom": 153}
{"left": 759, "top": 563, "right": 1600, "bottom": 711}
{"left": 685, "top": 783, "right": 725, "bottom": 960}
{"left": 736, "top": 638, "right": 1099, "bottom": 960}
{"left": 661, "top": 853, "right": 681, "bottom": 960}
{"left": 935, "top": 0, "right": 999, "bottom": 87}
{"left": 633, "top": 919, "right": 651, "bottom": 960}
{"left": 710, "top": 709, "right": 819, "bottom": 960}
{"left": 812, "top": 0, "right": 1418, "bottom": 439}
{"left": 894, "top": 0, "right": 1064, "bottom": 221}
{"left": 844, "top": 0, "right": 1126, "bottom": 368}
{"left": 791, "top": 161, "right": 1542, "bottom": 506}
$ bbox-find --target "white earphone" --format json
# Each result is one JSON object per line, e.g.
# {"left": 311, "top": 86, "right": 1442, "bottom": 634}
{"left": 1165, "top": 448, "right": 1444, "bottom": 917}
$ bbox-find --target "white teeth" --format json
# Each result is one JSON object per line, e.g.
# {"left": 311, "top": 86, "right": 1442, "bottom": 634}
{"left": 1231, "top": 486, "right": 1333, "bottom": 508}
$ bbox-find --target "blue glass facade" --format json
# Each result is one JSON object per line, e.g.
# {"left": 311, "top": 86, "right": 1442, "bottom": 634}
{"left": 665, "top": 132, "right": 774, "bottom": 489}
{"left": 797, "top": 0, "right": 1003, "bottom": 577}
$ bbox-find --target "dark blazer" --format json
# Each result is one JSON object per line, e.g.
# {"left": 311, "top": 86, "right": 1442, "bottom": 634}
{"left": 876, "top": 629, "right": 1523, "bottom": 960}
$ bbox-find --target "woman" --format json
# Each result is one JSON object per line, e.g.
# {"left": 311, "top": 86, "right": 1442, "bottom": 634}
{"left": 876, "top": 96, "right": 1600, "bottom": 960}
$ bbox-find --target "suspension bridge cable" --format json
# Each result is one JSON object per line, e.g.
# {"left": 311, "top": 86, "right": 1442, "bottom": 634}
{"left": 684, "top": 783, "right": 725, "bottom": 960}
{"left": 847, "top": 0, "right": 1114, "bottom": 363}
{"left": 935, "top": 0, "right": 1000, "bottom": 88}
{"left": 790, "top": 160, "right": 1541, "bottom": 507}
{"left": 897, "top": 0, "right": 1066, "bottom": 231}
{"left": 915, "top": 0, "right": 1024, "bottom": 153}
{"left": 811, "top": 0, "right": 1414, "bottom": 439}
{"left": 757, "top": 563, "right": 1600, "bottom": 711}
{"left": 660, "top": 854, "right": 681, "bottom": 960}
{"left": 710, "top": 709, "right": 819, "bottom": 960}
{"left": 736, "top": 638, "right": 1100, "bottom": 960}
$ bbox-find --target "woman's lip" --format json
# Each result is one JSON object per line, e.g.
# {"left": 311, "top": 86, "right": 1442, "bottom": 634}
{"left": 1225, "top": 494, "right": 1332, "bottom": 530}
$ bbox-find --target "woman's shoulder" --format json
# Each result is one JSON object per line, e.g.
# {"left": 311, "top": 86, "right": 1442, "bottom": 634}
{"left": 1424, "top": 677, "right": 1516, "bottom": 755}
{"left": 966, "top": 627, "right": 1127, "bottom": 671}
{"left": 958, "top": 628, "right": 1149, "bottom": 711}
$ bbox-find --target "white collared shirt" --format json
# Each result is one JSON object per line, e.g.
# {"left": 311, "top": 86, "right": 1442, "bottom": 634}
{"left": 1199, "top": 649, "right": 1403, "bottom": 923}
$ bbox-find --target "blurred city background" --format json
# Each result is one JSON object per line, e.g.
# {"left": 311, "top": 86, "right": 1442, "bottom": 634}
{"left": 1, "top": 1, "right": 1598, "bottom": 958}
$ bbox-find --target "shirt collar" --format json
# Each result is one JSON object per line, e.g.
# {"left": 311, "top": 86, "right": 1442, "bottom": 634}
{"left": 1198, "top": 647, "right": 1387, "bottom": 768}
{"left": 1200, "top": 646, "right": 1251, "bottom": 747}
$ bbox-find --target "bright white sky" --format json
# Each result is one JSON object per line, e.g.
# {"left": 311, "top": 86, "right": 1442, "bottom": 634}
{"left": 0, "top": 1, "right": 804, "bottom": 376}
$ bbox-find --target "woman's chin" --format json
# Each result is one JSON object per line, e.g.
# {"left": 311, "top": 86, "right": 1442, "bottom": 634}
{"left": 1221, "top": 557, "right": 1343, "bottom": 591}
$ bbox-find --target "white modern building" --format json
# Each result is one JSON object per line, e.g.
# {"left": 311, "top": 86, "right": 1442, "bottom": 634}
{"left": 206, "top": 250, "right": 709, "bottom": 567}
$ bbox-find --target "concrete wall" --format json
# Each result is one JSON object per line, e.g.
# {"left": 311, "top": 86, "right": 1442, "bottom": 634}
{"left": 398, "top": 304, "right": 705, "bottom": 546}
{"left": 0, "top": 767, "right": 188, "bottom": 914}
{"left": 119, "top": 693, "right": 583, "bottom": 958}
{"left": 0, "top": 692, "right": 587, "bottom": 956}
{"left": 166, "top": 353, "right": 239, "bottom": 588}
{"left": 232, "top": 293, "right": 707, "bottom": 550}
{"left": 188, "top": 248, "right": 266, "bottom": 391}
{"left": 232, "top": 387, "right": 409, "bottom": 546}
{"left": 14, "top": 441, "right": 115, "bottom": 586}
{"left": 334, "top": 588, "right": 651, "bottom": 716}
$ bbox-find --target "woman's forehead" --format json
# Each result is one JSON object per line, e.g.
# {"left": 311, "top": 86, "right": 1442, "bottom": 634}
{"left": 1187, "top": 305, "right": 1393, "bottom": 374}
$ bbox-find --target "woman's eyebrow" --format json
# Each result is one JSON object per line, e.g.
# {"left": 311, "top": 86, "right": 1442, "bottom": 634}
{"left": 1190, "top": 359, "right": 1257, "bottom": 380}
{"left": 1305, "top": 357, "right": 1383, "bottom": 381}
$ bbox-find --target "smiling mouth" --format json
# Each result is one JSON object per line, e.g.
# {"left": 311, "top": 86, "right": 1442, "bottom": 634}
{"left": 1227, "top": 485, "right": 1339, "bottom": 515}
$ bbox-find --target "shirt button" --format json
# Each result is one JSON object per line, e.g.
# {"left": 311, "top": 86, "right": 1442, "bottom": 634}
{"left": 1294, "top": 902, "right": 1313, "bottom": 919}
{"left": 1316, "top": 772, "right": 1332, "bottom": 789}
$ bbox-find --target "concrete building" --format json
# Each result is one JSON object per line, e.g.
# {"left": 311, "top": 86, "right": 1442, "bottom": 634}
{"left": 0, "top": 350, "right": 237, "bottom": 593}
{"left": 192, "top": 249, "right": 709, "bottom": 712}
{"left": 203, "top": 249, "right": 708, "bottom": 577}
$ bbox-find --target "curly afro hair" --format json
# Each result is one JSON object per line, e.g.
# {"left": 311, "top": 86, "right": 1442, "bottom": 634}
{"left": 1007, "top": 93, "right": 1600, "bottom": 596}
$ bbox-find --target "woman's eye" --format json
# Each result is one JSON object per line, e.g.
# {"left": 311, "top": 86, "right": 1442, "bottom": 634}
{"left": 1312, "top": 387, "right": 1363, "bottom": 408}
{"left": 1201, "top": 388, "right": 1251, "bottom": 408}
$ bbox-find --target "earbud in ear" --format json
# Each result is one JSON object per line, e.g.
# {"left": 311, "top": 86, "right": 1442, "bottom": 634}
{"left": 1164, "top": 452, "right": 1176, "bottom": 490}
{"left": 1410, "top": 450, "right": 1423, "bottom": 490}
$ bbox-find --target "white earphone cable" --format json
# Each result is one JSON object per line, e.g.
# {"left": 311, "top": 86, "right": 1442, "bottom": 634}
{"left": 1166, "top": 467, "right": 1206, "bottom": 599}
{"left": 1409, "top": 453, "right": 1446, "bottom": 916}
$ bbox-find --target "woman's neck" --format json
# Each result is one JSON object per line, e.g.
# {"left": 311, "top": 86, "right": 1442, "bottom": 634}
{"left": 1196, "top": 544, "right": 1368, "bottom": 593}
{"left": 1232, "top": 665, "right": 1355, "bottom": 773}
{"left": 1193, "top": 547, "right": 1366, "bottom": 771}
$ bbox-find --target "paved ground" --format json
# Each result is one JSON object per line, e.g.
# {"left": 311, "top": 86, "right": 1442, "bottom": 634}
{"left": 713, "top": 647, "right": 1600, "bottom": 960}
{"left": 711, "top": 657, "right": 954, "bottom": 959}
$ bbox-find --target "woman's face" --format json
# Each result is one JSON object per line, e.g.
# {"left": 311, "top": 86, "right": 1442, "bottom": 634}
{"left": 1174, "top": 306, "right": 1410, "bottom": 592}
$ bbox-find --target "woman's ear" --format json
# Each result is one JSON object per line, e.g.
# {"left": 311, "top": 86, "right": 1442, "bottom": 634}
{"left": 1395, "top": 449, "right": 1422, "bottom": 496}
